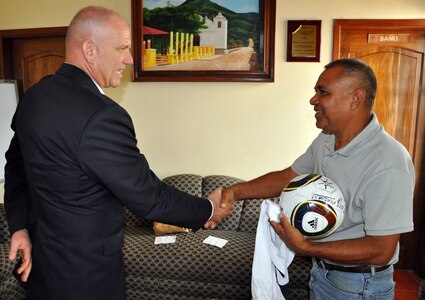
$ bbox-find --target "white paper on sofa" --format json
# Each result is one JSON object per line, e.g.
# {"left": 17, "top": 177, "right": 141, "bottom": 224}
{"left": 154, "top": 235, "right": 176, "bottom": 244}
{"left": 203, "top": 236, "right": 228, "bottom": 248}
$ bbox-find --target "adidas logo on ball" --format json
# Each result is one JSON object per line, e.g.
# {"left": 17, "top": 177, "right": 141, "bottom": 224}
{"left": 280, "top": 174, "right": 345, "bottom": 240}
{"left": 307, "top": 217, "right": 318, "bottom": 230}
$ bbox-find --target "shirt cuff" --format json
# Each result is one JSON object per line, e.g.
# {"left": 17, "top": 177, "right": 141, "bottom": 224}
{"left": 208, "top": 199, "right": 214, "bottom": 220}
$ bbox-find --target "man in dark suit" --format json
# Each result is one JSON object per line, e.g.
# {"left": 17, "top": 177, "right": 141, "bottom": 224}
{"left": 4, "top": 6, "right": 231, "bottom": 300}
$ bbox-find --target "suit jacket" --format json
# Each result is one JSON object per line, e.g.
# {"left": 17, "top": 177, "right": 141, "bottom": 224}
{"left": 4, "top": 63, "right": 212, "bottom": 300}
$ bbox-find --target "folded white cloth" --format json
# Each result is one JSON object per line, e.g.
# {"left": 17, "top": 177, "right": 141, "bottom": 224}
{"left": 251, "top": 200, "right": 295, "bottom": 300}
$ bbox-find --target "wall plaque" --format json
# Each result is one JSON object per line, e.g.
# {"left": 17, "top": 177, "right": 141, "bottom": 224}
{"left": 287, "top": 20, "right": 321, "bottom": 62}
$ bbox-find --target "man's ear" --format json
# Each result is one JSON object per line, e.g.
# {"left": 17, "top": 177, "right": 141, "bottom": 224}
{"left": 351, "top": 88, "right": 366, "bottom": 110}
{"left": 82, "top": 39, "right": 96, "bottom": 63}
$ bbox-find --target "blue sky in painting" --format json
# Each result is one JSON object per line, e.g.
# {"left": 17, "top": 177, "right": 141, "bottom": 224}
{"left": 144, "top": 0, "right": 259, "bottom": 13}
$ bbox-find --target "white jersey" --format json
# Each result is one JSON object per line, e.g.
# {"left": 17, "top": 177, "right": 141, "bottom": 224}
{"left": 251, "top": 200, "right": 295, "bottom": 300}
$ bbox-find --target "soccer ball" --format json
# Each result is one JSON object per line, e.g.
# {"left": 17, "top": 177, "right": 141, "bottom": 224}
{"left": 279, "top": 174, "right": 345, "bottom": 240}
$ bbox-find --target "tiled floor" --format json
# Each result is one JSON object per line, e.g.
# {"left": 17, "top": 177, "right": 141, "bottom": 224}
{"left": 394, "top": 269, "right": 422, "bottom": 300}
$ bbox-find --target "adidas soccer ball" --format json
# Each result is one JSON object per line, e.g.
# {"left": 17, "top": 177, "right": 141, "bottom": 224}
{"left": 279, "top": 174, "right": 345, "bottom": 240}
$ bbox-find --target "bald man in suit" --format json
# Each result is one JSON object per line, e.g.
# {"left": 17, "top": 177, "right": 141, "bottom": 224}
{"left": 4, "top": 6, "right": 231, "bottom": 300}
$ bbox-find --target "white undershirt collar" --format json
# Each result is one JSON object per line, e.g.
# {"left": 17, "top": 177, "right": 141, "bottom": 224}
{"left": 91, "top": 78, "right": 105, "bottom": 95}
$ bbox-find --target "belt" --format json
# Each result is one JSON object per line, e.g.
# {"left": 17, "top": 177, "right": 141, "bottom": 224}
{"left": 315, "top": 258, "right": 390, "bottom": 274}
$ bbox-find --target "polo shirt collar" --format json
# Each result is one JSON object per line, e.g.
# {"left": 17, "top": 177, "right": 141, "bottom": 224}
{"left": 325, "top": 113, "right": 379, "bottom": 157}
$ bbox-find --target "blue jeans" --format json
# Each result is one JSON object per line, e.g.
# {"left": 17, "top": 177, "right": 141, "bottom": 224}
{"left": 309, "top": 261, "right": 395, "bottom": 300}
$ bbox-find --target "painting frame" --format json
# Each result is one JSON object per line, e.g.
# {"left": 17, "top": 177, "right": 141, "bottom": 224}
{"left": 287, "top": 20, "right": 321, "bottom": 62}
{"left": 131, "top": 0, "right": 276, "bottom": 82}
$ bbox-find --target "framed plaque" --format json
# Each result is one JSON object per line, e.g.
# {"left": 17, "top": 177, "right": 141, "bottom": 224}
{"left": 287, "top": 20, "right": 321, "bottom": 62}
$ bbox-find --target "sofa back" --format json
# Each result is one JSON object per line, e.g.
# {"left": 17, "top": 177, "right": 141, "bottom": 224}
{"left": 176, "top": 174, "right": 245, "bottom": 232}
{"left": 125, "top": 174, "right": 273, "bottom": 233}
{"left": 0, "top": 174, "right": 271, "bottom": 236}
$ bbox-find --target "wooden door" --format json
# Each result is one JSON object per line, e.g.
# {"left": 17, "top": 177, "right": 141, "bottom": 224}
{"left": 13, "top": 38, "right": 65, "bottom": 93}
{"left": 333, "top": 19, "right": 425, "bottom": 275}
{"left": 0, "top": 27, "right": 67, "bottom": 96}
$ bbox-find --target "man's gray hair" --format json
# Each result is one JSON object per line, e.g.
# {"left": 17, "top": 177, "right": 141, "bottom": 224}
{"left": 325, "top": 58, "right": 377, "bottom": 108}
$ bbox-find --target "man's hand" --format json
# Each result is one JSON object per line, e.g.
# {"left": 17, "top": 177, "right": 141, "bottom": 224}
{"left": 269, "top": 213, "right": 311, "bottom": 255}
{"left": 220, "top": 188, "right": 235, "bottom": 209}
{"left": 204, "top": 188, "right": 234, "bottom": 229}
{"left": 9, "top": 228, "right": 32, "bottom": 282}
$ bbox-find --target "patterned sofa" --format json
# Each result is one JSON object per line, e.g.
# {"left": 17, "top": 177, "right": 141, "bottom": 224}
{"left": 0, "top": 174, "right": 312, "bottom": 299}
{"left": 0, "top": 204, "right": 27, "bottom": 299}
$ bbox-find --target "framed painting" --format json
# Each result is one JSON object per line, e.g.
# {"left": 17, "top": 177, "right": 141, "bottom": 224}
{"left": 131, "top": 0, "right": 276, "bottom": 82}
{"left": 287, "top": 20, "right": 321, "bottom": 62}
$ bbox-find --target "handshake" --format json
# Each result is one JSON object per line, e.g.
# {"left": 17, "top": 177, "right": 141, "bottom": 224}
{"left": 204, "top": 187, "right": 235, "bottom": 229}
{"left": 153, "top": 188, "right": 236, "bottom": 235}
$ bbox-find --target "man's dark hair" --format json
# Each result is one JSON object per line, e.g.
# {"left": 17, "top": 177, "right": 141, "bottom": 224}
{"left": 325, "top": 58, "right": 377, "bottom": 108}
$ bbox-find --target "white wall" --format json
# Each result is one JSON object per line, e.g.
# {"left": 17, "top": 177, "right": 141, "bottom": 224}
{"left": 0, "top": 0, "right": 424, "bottom": 203}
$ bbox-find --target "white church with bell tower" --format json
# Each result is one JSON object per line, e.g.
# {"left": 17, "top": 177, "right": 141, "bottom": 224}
{"left": 199, "top": 12, "right": 228, "bottom": 51}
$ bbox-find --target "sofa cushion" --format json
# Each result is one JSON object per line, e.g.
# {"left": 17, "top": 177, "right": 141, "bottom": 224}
{"left": 124, "top": 226, "right": 254, "bottom": 299}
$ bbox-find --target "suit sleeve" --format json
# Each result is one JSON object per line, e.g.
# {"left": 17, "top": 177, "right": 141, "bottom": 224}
{"left": 4, "top": 115, "right": 30, "bottom": 236}
{"left": 78, "top": 104, "right": 212, "bottom": 230}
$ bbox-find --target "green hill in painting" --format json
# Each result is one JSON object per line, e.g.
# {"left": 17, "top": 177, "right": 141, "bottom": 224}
{"left": 144, "top": 0, "right": 261, "bottom": 48}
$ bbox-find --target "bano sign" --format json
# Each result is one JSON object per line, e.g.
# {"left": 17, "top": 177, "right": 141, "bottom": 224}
{"left": 368, "top": 33, "right": 410, "bottom": 44}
